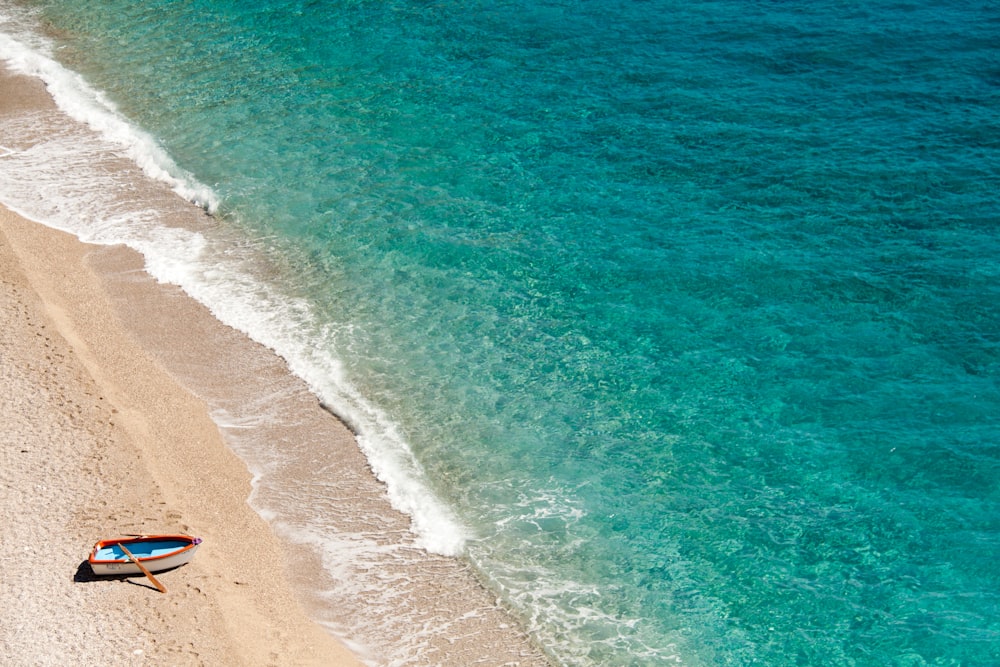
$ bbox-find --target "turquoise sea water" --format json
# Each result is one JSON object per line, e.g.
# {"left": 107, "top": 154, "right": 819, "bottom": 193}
{"left": 3, "top": 0, "right": 999, "bottom": 664}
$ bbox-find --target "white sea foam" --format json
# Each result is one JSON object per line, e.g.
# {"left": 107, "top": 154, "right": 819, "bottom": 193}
{"left": 0, "top": 26, "right": 467, "bottom": 557}
{"left": 0, "top": 31, "right": 218, "bottom": 213}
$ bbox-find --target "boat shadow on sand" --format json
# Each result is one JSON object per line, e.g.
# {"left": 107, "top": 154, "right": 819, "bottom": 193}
{"left": 73, "top": 560, "right": 185, "bottom": 591}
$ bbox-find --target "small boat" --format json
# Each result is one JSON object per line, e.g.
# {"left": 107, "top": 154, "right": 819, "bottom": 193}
{"left": 89, "top": 534, "right": 202, "bottom": 576}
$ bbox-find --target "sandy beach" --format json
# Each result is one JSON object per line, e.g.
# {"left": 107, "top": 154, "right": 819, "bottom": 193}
{"left": 1, "top": 203, "right": 367, "bottom": 665}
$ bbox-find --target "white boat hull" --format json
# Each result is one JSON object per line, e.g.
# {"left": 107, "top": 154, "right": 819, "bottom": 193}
{"left": 89, "top": 535, "right": 201, "bottom": 575}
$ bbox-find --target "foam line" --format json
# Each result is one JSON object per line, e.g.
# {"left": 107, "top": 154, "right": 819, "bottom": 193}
{"left": 0, "top": 26, "right": 469, "bottom": 559}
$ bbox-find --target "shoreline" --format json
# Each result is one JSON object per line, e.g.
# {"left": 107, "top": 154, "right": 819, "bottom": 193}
{"left": 1, "top": 61, "right": 550, "bottom": 665}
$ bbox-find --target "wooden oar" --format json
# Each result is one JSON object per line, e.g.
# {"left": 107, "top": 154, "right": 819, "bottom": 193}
{"left": 118, "top": 542, "right": 167, "bottom": 594}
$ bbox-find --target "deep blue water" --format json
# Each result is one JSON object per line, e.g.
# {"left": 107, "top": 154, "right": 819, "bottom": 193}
{"left": 3, "top": 0, "right": 1000, "bottom": 664}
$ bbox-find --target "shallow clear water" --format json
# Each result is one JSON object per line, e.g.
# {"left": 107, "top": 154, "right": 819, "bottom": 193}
{"left": 3, "top": 0, "right": 999, "bottom": 664}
